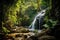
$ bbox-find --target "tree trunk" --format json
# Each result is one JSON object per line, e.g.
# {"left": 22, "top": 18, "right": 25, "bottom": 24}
{"left": 50, "top": 0, "right": 60, "bottom": 40}
{"left": 52, "top": 0, "right": 60, "bottom": 21}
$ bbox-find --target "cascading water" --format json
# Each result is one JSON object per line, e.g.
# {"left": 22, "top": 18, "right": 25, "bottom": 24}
{"left": 28, "top": 9, "right": 46, "bottom": 32}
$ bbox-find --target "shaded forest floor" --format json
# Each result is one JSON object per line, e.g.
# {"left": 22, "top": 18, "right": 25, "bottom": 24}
{"left": 1, "top": 25, "right": 60, "bottom": 40}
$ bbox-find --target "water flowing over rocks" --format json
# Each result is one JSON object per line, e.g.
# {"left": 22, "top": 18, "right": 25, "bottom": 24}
{"left": 28, "top": 9, "right": 46, "bottom": 32}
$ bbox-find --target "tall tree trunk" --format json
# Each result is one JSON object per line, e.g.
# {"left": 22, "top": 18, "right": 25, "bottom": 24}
{"left": 52, "top": 0, "right": 60, "bottom": 22}
{"left": 0, "top": 0, "right": 4, "bottom": 33}
{"left": 51, "top": 0, "right": 60, "bottom": 40}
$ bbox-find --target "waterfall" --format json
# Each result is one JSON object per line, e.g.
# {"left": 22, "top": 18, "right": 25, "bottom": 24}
{"left": 28, "top": 9, "right": 46, "bottom": 31}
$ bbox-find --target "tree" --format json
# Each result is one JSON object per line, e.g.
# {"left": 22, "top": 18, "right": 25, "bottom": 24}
{"left": 37, "top": 0, "right": 41, "bottom": 12}
{"left": 2, "top": 0, "right": 21, "bottom": 32}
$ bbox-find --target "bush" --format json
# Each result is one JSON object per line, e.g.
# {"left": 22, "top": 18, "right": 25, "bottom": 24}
{"left": 2, "top": 27, "right": 10, "bottom": 34}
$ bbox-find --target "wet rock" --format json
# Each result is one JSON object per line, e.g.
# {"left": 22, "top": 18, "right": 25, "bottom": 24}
{"left": 28, "top": 36, "right": 38, "bottom": 40}
{"left": 23, "top": 35, "right": 27, "bottom": 38}
{"left": 15, "top": 34, "right": 22, "bottom": 37}
{"left": 38, "top": 35, "right": 55, "bottom": 40}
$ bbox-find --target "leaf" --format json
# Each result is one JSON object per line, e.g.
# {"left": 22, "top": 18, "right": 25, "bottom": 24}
{"left": 43, "top": 24, "right": 49, "bottom": 28}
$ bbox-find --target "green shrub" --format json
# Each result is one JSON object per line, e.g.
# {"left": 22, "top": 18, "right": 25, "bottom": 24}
{"left": 2, "top": 27, "right": 10, "bottom": 34}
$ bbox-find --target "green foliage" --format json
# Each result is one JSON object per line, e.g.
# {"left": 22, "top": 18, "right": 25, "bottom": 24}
{"left": 3, "top": 0, "right": 53, "bottom": 27}
{"left": 33, "top": 30, "right": 38, "bottom": 33}
{"left": 2, "top": 27, "right": 10, "bottom": 34}
{"left": 43, "top": 8, "right": 57, "bottom": 28}
{"left": 43, "top": 19, "right": 57, "bottom": 28}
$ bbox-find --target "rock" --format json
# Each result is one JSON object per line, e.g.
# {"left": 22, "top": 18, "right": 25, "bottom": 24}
{"left": 15, "top": 34, "right": 22, "bottom": 37}
{"left": 12, "top": 27, "right": 30, "bottom": 33}
{"left": 28, "top": 36, "right": 38, "bottom": 40}
{"left": 38, "top": 35, "right": 55, "bottom": 40}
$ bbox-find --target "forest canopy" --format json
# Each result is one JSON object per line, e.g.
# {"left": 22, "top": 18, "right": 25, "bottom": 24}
{"left": 2, "top": 0, "right": 51, "bottom": 27}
